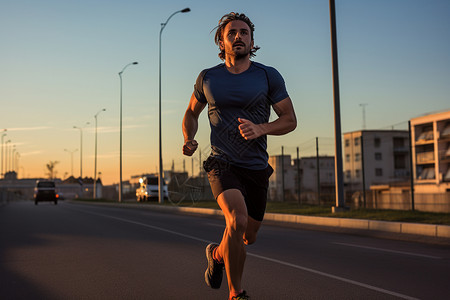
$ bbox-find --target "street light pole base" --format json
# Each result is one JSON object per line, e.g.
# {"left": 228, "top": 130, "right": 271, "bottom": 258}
{"left": 332, "top": 206, "right": 349, "bottom": 213}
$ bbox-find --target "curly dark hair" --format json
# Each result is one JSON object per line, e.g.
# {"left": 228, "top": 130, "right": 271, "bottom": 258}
{"left": 213, "top": 12, "right": 260, "bottom": 60}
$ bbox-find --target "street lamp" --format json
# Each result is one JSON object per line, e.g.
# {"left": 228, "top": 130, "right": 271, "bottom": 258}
{"left": 1, "top": 129, "right": 7, "bottom": 178}
{"left": 329, "top": 0, "right": 346, "bottom": 212}
{"left": 73, "top": 122, "right": 90, "bottom": 180}
{"left": 5, "top": 140, "right": 11, "bottom": 174}
{"left": 118, "top": 62, "right": 138, "bottom": 202}
{"left": 11, "top": 145, "right": 16, "bottom": 174}
{"left": 159, "top": 7, "right": 190, "bottom": 204}
{"left": 64, "top": 148, "right": 78, "bottom": 177}
{"left": 14, "top": 152, "right": 20, "bottom": 177}
{"left": 93, "top": 108, "right": 106, "bottom": 199}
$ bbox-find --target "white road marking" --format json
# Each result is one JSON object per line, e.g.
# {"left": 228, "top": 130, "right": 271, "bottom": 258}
{"left": 69, "top": 207, "right": 420, "bottom": 300}
{"left": 333, "top": 242, "right": 442, "bottom": 260}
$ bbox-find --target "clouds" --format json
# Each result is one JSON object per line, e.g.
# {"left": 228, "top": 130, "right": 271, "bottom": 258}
{"left": 7, "top": 126, "right": 52, "bottom": 132}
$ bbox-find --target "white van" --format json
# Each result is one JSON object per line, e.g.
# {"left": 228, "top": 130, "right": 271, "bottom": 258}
{"left": 136, "top": 176, "right": 168, "bottom": 201}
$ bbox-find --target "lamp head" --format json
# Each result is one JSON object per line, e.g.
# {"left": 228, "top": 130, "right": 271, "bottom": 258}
{"left": 132, "top": 62, "right": 138, "bottom": 65}
{"left": 181, "top": 8, "right": 190, "bottom": 13}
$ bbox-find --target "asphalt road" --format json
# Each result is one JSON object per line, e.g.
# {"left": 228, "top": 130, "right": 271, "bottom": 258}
{"left": 1, "top": 201, "right": 449, "bottom": 300}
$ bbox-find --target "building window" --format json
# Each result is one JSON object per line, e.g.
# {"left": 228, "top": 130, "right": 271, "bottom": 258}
{"left": 394, "top": 154, "right": 406, "bottom": 169}
{"left": 354, "top": 137, "right": 360, "bottom": 146}
{"left": 356, "top": 169, "right": 361, "bottom": 178}
{"left": 393, "top": 137, "right": 405, "bottom": 148}
{"left": 375, "top": 152, "right": 382, "bottom": 160}
{"left": 375, "top": 168, "right": 383, "bottom": 176}
{"left": 345, "top": 154, "right": 350, "bottom": 162}
{"left": 374, "top": 138, "right": 381, "bottom": 147}
{"left": 345, "top": 139, "right": 350, "bottom": 147}
{"left": 355, "top": 153, "right": 361, "bottom": 161}
{"left": 345, "top": 170, "right": 351, "bottom": 179}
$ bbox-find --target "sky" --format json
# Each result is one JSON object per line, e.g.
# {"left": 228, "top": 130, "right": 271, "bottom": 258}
{"left": 1, "top": 0, "right": 449, "bottom": 185}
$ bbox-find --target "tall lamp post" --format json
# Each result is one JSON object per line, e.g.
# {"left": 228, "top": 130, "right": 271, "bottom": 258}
{"left": 11, "top": 145, "right": 16, "bottom": 174}
{"left": 1, "top": 129, "right": 7, "bottom": 179}
{"left": 118, "top": 62, "right": 138, "bottom": 202}
{"left": 5, "top": 140, "right": 11, "bottom": 175}
{"left": 64, "top": 148, "right": 78, "bottom": 177}
{"left": 14, "top": 152, "right": 20, "bottom": 177}
{"left": 93, "top": 108, "right": 106, "bottom": 199}
{"left": 73, "top": 122, "right": 90, "bottom": 180}
{"left": 159, "top": 7, "right": 190, "bottom": 204}
{"left": 329, "top": 0, "right": 346, "bottom": 212}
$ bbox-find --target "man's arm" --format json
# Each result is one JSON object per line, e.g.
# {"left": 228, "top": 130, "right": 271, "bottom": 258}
{"left": 238, "top": 97, "right": 296, "bottom": 140}
{"left": 182, "top": 92, "right": 206, "bottom": 156}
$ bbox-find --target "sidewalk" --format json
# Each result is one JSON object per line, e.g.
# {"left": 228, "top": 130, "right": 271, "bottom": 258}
{"left": 69, "top": 200, "right": 450, "bottom": 242}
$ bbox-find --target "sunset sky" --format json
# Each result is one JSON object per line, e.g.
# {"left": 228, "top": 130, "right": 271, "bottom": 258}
{"left": 1, "top": 0, "right": 449, "bottom": 185}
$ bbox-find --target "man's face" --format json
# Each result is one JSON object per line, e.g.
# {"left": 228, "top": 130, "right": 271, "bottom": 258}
{"left": 220, "top": 20, "right": 254, "bottom": 60}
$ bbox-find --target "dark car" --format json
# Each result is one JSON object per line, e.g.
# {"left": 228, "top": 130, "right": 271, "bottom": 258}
{"left": 34, "top": 180, "right": 58, "bottom": 205}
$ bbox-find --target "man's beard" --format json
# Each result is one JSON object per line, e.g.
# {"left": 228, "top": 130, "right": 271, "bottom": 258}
{"left": 227, "top": 45, "right": 251, "bottom": 60}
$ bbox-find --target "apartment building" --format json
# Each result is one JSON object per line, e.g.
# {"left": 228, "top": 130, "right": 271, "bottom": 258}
{"left": 343, "top": 130, "right": 410, "bottom": 191}
{"left": 268, "top": 155, "right": 296, "bottom": 201}
{"left": 411, "top": 110, "right": 450, "bottom": 193}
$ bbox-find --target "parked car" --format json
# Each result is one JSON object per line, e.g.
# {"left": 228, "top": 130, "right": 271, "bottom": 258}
{"left": 136, "top": 176, "right": 168, "bottom": 201}
{"left": 34, "top": 180, "right": 58, "bottom": 205}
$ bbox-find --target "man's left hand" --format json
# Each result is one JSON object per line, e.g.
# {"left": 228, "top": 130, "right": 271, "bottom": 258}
{"left": 238, "top": 118, "right": 265, "bottom": 140}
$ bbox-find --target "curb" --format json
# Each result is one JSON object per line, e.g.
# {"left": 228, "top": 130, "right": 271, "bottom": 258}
{"left": 69, "top": 201, "right": 450, "bottom": 240}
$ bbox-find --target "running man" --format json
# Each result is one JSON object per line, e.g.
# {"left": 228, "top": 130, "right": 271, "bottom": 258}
{"left": 182, "top": 12, "right": 296, "bottom": 300}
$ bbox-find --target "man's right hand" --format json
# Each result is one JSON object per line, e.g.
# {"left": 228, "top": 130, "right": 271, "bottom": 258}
{"left": 183, "top": 140, "right": 198, "bottom": 156}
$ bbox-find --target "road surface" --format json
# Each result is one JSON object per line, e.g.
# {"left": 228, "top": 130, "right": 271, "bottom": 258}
{"left": 1, "top": 201, "right": 449, "bottom": 299}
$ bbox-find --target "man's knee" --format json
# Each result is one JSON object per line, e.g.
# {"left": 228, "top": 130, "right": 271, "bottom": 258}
{"left": 228, "top": 213, "right": 248, "bottom": 235}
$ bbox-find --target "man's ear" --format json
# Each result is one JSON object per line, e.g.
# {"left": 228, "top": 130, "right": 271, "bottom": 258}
{"left": 219, "top": 40, "right": 224, "bottom": 50}
{"left": 251, "top": 40, "right": 254, "bottom": 49}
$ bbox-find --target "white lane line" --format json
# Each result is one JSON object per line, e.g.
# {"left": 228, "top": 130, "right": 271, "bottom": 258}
{"left": 68, "top": 207, "right": 214, "bottom": 244}
{"left": 247, "top": 252, "right": 420, "bottom": 300}
{"left": 334, "top": 242, "right": 442, "bottom": 260}
{"left": 70, "top": 207, "right": 420, "bottom": 300}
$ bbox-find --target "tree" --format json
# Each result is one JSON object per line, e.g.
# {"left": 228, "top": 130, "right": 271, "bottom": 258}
{"left": 46, "top": 161, "right": 59, "bottom": 179}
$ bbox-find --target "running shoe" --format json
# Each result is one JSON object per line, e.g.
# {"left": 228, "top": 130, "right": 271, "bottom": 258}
{"left": 231, "top": 290, "right": 250, "bottom": 299}
{"left": 204, "top": 243, "right": 224, "bottom": 289}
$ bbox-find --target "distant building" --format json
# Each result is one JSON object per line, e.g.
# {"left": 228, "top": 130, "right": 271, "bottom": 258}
{"left": 296, "top": 156, "right": 335, "bottom": 202}
{"left": 268, "top": 155, "right": 296, "bottom": 202}
{"left": 343, "top": 130, "right": 410, "bottom": 191}
{"left": 268, "top": 155, "right": 335, "bottom": 203}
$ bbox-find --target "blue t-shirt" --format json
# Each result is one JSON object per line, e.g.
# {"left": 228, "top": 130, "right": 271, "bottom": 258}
{"left": 194, "top": 62, "right": 289, "bottom": 170}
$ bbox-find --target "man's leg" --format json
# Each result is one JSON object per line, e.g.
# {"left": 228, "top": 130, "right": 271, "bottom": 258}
{"left": 216, "top": 188, "right": 248, "bottom": 295}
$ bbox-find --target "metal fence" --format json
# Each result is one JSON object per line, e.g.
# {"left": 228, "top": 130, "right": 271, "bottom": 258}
{"left": 351, "top": 190, "right": 450, "bottom": 213}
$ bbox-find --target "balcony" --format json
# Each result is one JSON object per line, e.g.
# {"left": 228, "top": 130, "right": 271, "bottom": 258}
{"left": 416, "top": 151, "right": 434, "bottom": 164}
{"left": 415, "top": 130, "right": 434, "bottom": 144}
{"left": 417, "top": 167, "right": 435, "bottom": 180}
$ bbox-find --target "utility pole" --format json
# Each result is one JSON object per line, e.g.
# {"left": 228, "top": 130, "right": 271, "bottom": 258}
{"left": 360, "top": 134, "right": 366, "bottom": 208}
{"left": 281, "top": 146, "right": 285, "bottom": 202}
{"left": 316, "top": 137, "right": 320, "bottom": 205}
{"left": 408, "top": 121, "right": 415, "bottom": 211}
{"left": 296, "top": 147, "right": 301, "bottom": 205}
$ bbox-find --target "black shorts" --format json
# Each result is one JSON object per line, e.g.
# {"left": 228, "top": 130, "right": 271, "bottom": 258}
{"left": 203, "top": 156, "right": 274, "bottom": 222}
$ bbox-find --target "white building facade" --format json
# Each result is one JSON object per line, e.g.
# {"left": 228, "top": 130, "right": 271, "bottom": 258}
{"left": 344, "top": 130, "right": 410, "bottom": 191}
